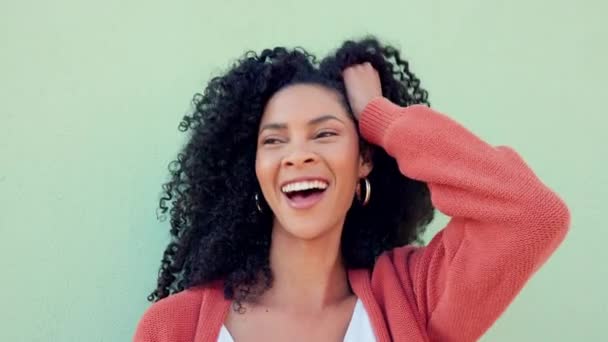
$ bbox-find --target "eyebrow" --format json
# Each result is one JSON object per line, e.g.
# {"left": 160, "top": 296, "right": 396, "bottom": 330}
{"left": 259, "top": 115, "right": 345, "bottom": 133}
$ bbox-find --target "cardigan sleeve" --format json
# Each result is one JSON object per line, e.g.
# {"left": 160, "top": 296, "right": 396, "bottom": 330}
{"left": 359, "top": 97, "right": 570, "bottom": 341}
{"left": 132, "top": 289, "right": 203, "bottom": 342}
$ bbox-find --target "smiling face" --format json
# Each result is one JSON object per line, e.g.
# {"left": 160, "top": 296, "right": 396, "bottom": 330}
{"left": 255, "top": 83, "right": 373, "bottom": 241}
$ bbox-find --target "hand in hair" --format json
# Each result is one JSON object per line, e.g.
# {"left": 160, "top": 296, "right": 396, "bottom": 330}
{"left": 342, "top": 62, "right": 383, "bottom": 120}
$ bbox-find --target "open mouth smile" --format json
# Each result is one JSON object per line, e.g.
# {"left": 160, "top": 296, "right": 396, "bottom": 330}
{"left": 280, "top": 179, "right": 329, "bottom": 210}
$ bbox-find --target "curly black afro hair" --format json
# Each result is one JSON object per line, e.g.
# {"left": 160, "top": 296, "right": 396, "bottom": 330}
{"left": 147, "top": 36, "right": 435, "bottom": 305}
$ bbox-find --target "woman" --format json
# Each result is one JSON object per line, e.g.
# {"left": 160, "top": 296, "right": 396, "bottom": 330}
{"left": 134, "top": 37, "right": 570, "bottom": 341}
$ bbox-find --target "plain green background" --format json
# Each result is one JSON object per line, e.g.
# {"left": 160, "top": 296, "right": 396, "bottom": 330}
{"left": 1, "top": 0, "right": 606, "bottom": 341}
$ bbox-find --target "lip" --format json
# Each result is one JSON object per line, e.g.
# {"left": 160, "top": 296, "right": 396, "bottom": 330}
{"left": 279, "top": 177, "right": 330, "bottom": 190}
{"left": 283, "top": 188, "right": 327, "bottom": 210}
{"left": 279, "top": 176, "right": 331, "bottom": 210}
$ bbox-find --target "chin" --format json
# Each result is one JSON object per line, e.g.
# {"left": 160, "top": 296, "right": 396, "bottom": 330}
{"left": 275, "top": 217, "right": 338, "bottom": 241}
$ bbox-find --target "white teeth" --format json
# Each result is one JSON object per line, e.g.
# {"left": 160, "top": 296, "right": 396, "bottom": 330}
{"left": 281, "top": 180, "right": 328, "bottom": 193}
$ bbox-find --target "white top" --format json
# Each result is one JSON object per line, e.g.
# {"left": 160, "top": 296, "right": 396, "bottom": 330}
{"left": 217, "top": 298, "right": 376, "bottom": 341}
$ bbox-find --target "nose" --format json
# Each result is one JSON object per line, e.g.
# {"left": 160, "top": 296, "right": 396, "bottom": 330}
{"left": 282, "top": 148, "right": 318, "bottom": 168}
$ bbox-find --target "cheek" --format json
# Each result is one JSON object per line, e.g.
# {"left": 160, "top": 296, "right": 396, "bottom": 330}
{"left": 336, "top": 136, "right": 362, "bottom": 172}
{"left": 255, "top": 152, "right": 278, "bottom": 188}
{"left": 326, "top": 141, "right": 362, "bottom": 186}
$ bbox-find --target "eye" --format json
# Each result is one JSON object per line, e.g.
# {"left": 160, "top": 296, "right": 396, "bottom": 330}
{"left": 315, "top": 131, "right": 337, "bottom": 139}
{"left": 262, "top": 137, "right": 284, "bottom": 145}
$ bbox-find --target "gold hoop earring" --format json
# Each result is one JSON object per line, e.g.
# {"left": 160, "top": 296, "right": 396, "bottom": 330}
{"left": 254, "top": 193, "right": 264, "bottom": 213}
{"left": 358, "top": 178, "right": 371, "bottom": 207}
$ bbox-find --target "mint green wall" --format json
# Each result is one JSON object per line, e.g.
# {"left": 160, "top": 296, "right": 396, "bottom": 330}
{"left": 1, "top": 0, "right": 605, "bottom": 340}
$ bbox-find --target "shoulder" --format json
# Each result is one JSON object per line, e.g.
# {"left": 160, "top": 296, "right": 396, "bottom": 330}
{"left": 351, "top": 245, "right": 421, "bottom": 290}
{"left": 349, "top": 245, "right": 430, "bottom": 339}
{"left": 133, "top": 286, "right": 207, "bottom": 342}
{"left": 141, "top": 286, "right": 207, "bottom": 319}
{"left": 373, "top": 245, "right": 420, "bottom": 275}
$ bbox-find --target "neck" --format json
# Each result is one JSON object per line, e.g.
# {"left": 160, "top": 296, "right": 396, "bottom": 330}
{"left": 258, "top": 221, "right": 352, "bottom": 313}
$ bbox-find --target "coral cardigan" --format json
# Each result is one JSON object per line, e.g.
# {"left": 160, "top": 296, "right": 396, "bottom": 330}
{"left": 134, "top": 97, "right": 570, "bottom": 341}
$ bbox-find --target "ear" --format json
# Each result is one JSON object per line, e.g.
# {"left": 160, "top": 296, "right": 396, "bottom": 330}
{"left": 358, "top": 147, "right": 374, "bottom": 178}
